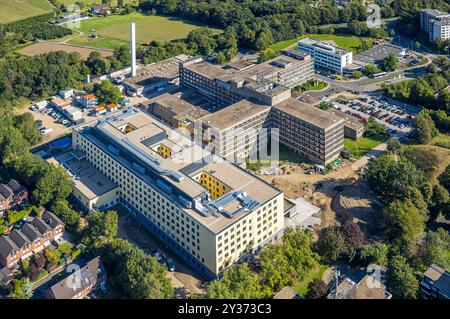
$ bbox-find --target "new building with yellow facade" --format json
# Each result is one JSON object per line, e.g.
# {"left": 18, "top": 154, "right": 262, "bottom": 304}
{"left": 70, "top": 108, "right": 285, "bottom": 279}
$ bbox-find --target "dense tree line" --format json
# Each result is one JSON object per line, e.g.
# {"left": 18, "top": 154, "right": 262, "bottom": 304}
{"left": 359, "top": 134, "right": 450, "bottom": 297}
{"left": 139, "top": 0, "right": 369, "bottom": 50}
{"left": 0, "top": 51, "right": 89, "bottom": 107}
{"left": 384, "top": 57, "right": 450, "bottom": 123}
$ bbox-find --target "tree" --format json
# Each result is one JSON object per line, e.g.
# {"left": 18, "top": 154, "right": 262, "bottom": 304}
{"left": 413, "top": 112, "right": 438, "bottom": 144}
{"left": 10, "top": 278, "right": 33, "bottom": 299}
{"left": 430, "top": 184, "right": 449, "bottom": 219}
{"left": 187, "top": 28, "right": 217, "bottom": 55}
{"left": 341, "top": 220, "right": 364, "bottom": 258}
{"left": 305, "top": 279, "right": 329, "bottom": 299}
{"left": 315, "top": 226, "right": 346, "bottom": 263}
{"left": 206, "top": 263, "right": 263, "bottom": 299}
{"left": 379, "top": 53, "right": 398, "bottom": 72}
{"left": 260, "top": 244, "right": 291, "bottom": 293}
{"left": 113, "top": 45, "right": 130, "bottom": 66}
{"left": 365, "top": 155, "right": 426, "bottom": 204}
{"left": 32, "top": 165, "right": 72, "bottom": 207}
{"left": 258, "top": 48, "right": 278, "bottom": 62}
{"left": 386, "top": 255, "right": 419, "bottom": 299}
{"left": 50, "top": 199, "right": 81, "bottom": 232}
{"left": 419, "top": 228, "right": 450, "bottom": 272}
{"left": 362, "top": 64, "right": 380, "bottom": 76}
{"left": 81, "top": 210, "right": 118, "bottom": 246}
{"left": 383, "top": 200, "right": 426, "bottom": 248}
{"left": 260, "top": 227, "right": 319, "bottom": 294}
{"left": 93, "top": 80, "right": 123, "bottom": 104}
{"left": 364, "top": 117, "right": 388, "bottom": 137}
{"left": 439, "top": 164, "right": 450, "bottom": 193}
{"left": 386, "top": 137, "right": 402, "bottom": 154}
{"left": 97, "top": 238, "right": 173, "bottom": 299}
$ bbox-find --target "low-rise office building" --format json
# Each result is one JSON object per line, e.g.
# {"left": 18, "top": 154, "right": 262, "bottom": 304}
{"left": 297, "top": 38, "right": 353, "bottom": 74}
{"left": 123, "top": 55, "right": 190, "bottom": 96}
{"left": 327, "top": 109, "right": 365, "bottom": 139}
{"left": 70, "top": 108, "right": 285, "bottom": 279}
{"left": 50, "top": 151, "right": 119, "bottom": 212}
{"left": 271, "top": 98, "right": 345, "bottom": 164}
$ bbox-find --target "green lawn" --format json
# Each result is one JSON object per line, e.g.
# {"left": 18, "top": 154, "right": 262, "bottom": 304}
{"left": 292, "top": 264, "right": 328, "bottom": 297}
{"left": 344, "top": 135, "right": 387, "bottom": 159}
{"left": 271, "top": 33, "right": 368, "bottom": 53}
{"left": 68, "top": 12, "right": 221, "bottom": 49}
{"left": 294, "top": 79, "right": 328, "bottom": 93}
{"left": 0, "top": 0, "right": 54, "bottom": 24}
{"left": 270, "top": 38, "right": 300, "bottom": 52}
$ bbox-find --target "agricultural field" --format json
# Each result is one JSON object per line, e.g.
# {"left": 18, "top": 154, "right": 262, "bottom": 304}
{"left": 67, "top": 12, "right": 221, "bottom": 50}
{"left": 271, "top": 33, "right": 367, "bottom": 53}
{"left": 0, "top": 0, "right": 54, "bottom": 24}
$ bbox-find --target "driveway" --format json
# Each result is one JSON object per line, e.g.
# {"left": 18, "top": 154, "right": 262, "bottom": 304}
{"left": 117, "top": 210, "right": 207, "bottom": 297}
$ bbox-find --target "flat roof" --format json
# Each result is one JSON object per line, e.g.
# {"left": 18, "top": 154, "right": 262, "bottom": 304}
{"left": 423, "top": 264, "right": 450, "bottom": 298}
{"left": 327, "top": 109, "right": 365, "bottom": 131}
{"left": 184, "top": 52, "right": 312, "bottom": 84}
{"left": 184, "top": 60, "right": 230, "bottom": 79}
{"left": 51, "top": 153, "right": 118, "bottom": 200}
{"left": 124, "top": 55, "right": 190, "bottom": 89}
{"left": 76, "top": 109, "right": 280, "bottom": 233}
{"left": 298, "top": 38, "right": 351, "bottom": 56}
{"left": 273, "top": 98, "right": 344, "bottom": 129}
{"left": 148, "top": 92, "right": 210, "bottom": 121}
{"left": 200, "top": 99, "right": 270, "bottom": 131}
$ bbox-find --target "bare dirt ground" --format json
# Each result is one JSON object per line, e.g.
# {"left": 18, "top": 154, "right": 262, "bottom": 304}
{"left": 18, "top": 42, "right": 112, "bottom": 59}
{"left": 117, "top": 211, "right": 207, "bottom": 298}
{"left": 259, "top": 141, "right": 387, "bottom": 233}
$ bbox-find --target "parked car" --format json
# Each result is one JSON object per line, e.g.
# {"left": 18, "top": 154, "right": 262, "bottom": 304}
{"left": 168, "top": 263, "right": 176, "bottom": 272}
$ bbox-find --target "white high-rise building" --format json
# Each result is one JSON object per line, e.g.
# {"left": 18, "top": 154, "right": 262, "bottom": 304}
{"left": 130, "top": 22, "right": 137, "bottom": 77}
{"left": 297, "top": 38, "right": 353, "bottom": 74}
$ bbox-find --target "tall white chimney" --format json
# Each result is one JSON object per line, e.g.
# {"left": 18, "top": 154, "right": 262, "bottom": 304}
{"left": 130, "top": 22, "right": 137, "bottom": 77}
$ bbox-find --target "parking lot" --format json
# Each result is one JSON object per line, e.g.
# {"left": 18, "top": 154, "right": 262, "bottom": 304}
{"left": 332, "top": 95, "right": 419, "bottom": 136}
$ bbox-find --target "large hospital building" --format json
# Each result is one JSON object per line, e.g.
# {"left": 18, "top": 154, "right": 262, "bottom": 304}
{"left": 67, "top": 108, "right": 285, "bottom": 279}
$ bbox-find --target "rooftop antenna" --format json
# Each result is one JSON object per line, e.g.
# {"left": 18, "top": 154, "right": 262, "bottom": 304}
{"left": 130, "top": 22, "right": 137, "bottom": 77}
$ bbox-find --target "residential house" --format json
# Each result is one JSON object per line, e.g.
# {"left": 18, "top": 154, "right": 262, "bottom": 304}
{"left": 328, "top": 275, "right": 392, "bottom": 299}
{"left": 0, "top": 179, "right": 28, "bottom": 212}
{"left": 0, "top": 210, "right": 65, "bottom": 267}
{"left": 91, "top": 4, "right": 110, "bottom": 16}
{"left": 45, "top": 256, "right": 106, "bottom": 299}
